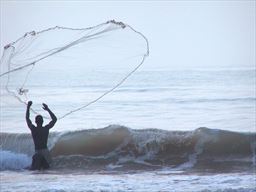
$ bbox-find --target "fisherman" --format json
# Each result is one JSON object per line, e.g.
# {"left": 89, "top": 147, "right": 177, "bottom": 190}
{"left": 26, "top": 101, "right": 57, "bottom": 170}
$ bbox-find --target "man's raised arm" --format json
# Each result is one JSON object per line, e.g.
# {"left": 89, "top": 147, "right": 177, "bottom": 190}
{"left": 43, "top": 103, "right": 57, "bottom": 129}
{"left": 26, "top": 101, "right": 34, "bottom": 129}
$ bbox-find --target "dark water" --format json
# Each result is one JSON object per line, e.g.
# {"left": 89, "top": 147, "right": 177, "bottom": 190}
{"left": 1, "top": 125, "right": 255, "bottom": 172}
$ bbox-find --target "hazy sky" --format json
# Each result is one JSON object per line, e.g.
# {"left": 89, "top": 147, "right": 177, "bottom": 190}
{"left": 0, "top": 1, "right": 255, "bottom": 70}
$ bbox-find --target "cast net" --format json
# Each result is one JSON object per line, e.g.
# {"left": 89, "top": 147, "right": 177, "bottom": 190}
{"left": 0, "top": 20, "right": 149, "bottom": 120}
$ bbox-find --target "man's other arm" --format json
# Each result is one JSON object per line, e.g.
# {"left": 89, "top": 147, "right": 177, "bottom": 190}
{"left": 26, "top": 101, "right": 34, "bottom": 130}
{"left": 43, "top": 103, "right": 57, "bottom": 129}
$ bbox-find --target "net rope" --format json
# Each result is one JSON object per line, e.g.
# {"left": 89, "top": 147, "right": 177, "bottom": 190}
{"left": 0, "top": 20, "right": 149, "bottom": 120}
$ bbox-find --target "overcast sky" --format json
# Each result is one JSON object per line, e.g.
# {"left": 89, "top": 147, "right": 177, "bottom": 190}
{"left": 0, "top": 1, "right": 255, "bottom": 70}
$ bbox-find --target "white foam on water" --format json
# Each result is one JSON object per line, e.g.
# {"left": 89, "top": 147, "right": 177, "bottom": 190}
{"left": 0, "top": 150, "right": 31, "bottom": 170}
{"left": 0, "top": 170, "right": 255, "bottom": 192}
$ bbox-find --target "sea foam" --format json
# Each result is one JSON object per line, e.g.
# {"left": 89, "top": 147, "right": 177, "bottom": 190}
{"left": 0, "top": 150, "right": 31, "bottom": 170}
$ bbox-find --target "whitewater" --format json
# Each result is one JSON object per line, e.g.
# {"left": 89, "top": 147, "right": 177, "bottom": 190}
{"left": 1, "top": 69, "right": 256, "bottom": 192}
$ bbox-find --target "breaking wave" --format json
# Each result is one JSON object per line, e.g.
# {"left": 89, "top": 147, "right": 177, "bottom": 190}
{"left": 1, "top": 125, "right": 255, "bottom": 171}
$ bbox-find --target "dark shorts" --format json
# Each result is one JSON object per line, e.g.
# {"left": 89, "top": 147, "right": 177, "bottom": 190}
{"left": 31, "top": 148, "right": 52, "bottom": 170}
{"left": 35, "top": 148, "right": 52, "bottom": 164}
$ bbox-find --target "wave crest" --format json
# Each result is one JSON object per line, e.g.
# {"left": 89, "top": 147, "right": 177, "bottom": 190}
{"left": 1, "top": 125, "right": 255, "bottom": 171}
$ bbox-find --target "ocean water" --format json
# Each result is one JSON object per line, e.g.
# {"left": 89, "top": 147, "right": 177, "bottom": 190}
{"left": 1, "top": 68, "right": 256, "bottom": 192}
{"left": 1, "top": 69, "right": 255, "bottom": 132}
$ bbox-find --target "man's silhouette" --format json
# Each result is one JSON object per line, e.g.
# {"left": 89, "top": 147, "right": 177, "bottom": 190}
{"left": 26, "top": 101, "right": 57, "bottom": 170}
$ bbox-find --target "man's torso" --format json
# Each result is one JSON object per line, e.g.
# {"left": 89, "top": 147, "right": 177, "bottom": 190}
{"left": 31, "top": 126, "right": 49, "bottom": 150}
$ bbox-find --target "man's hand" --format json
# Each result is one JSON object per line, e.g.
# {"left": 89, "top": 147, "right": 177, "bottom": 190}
{"left": 42, "top": 103, "right": 49, "bottom": 111}
{"left": 27, "top": 101, "right": 32, "bottom": 107}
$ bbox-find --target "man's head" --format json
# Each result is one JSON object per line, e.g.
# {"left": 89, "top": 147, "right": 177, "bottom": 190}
{"left": 35, "top": 115, "right": 43, "bottom": 126}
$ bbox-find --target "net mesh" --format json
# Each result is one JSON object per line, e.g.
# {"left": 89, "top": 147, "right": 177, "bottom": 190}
{"left": 0, "top": 20, "right": 149, "bottom": 120}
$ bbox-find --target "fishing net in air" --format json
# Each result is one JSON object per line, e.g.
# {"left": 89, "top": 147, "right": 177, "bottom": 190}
{"left": 0, "top": 20, "right": 149, "bottom": 120}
